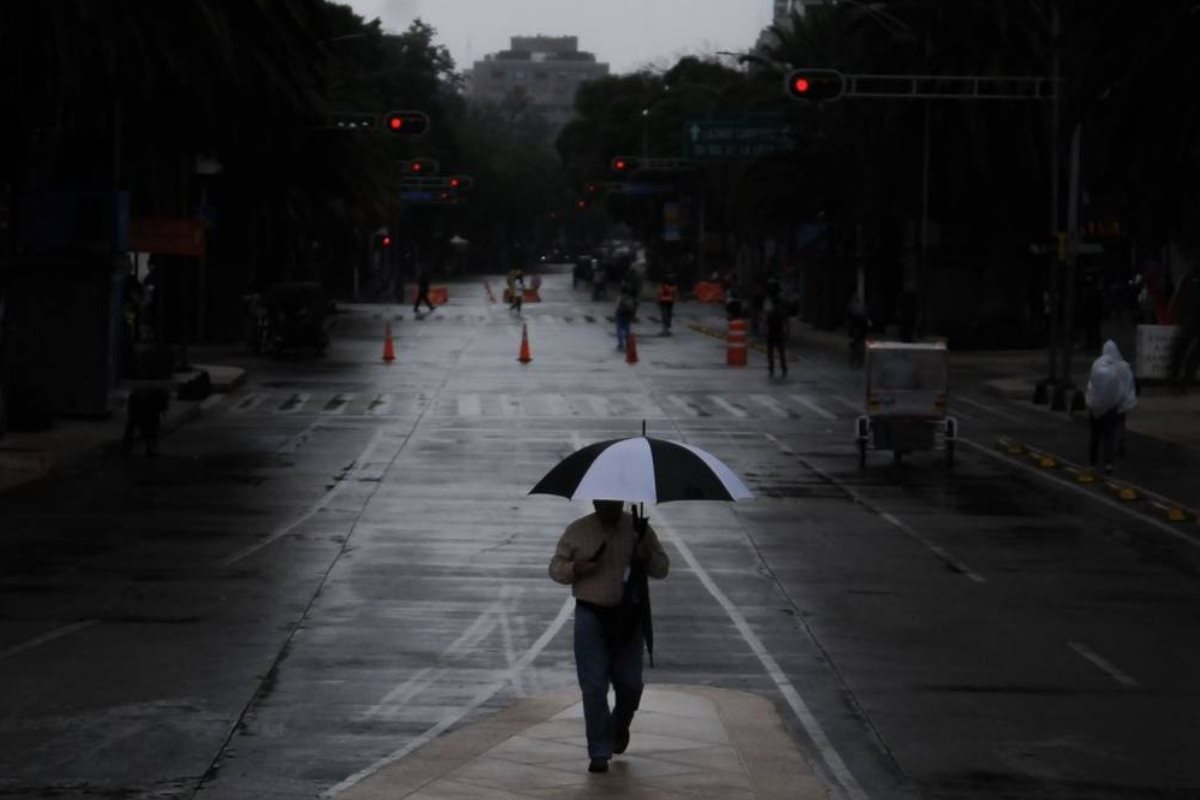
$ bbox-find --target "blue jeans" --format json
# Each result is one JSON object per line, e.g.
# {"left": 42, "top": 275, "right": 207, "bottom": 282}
{"left": 616, "top": 317, "right": 631, "bottom": 350}
{"left": 574, "top": 602, "right": 644, "bottom": 759}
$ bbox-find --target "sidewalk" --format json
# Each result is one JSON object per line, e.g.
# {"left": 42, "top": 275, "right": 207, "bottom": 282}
{"left": 335, "top": 686, "right": 828, "bottom": 800}
{"left": 0, "top": 363, "right": 245, "bottom": 493}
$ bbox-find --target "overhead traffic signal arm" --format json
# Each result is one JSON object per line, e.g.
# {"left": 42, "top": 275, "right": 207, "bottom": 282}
{"left": 785, "top": 69, "right": 1056, "bottom": 102}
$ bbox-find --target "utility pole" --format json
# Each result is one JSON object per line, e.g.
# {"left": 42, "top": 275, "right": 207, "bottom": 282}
{"left": 1035, "top": 1, "right": 1062, "bottom": 405}
{"left": 1057, "top": 123, "right": 1083, "bottom": 409}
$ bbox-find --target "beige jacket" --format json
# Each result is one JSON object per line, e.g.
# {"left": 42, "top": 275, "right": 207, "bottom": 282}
{"left": 549, "top": 511, "right": 669, "bottom": 607}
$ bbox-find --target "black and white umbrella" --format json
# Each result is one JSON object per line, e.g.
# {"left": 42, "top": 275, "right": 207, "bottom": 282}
{"left": 529, "top": 436, "right": 753, "bottom": 504}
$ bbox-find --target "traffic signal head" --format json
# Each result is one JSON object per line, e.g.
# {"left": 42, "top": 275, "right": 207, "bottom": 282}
{"left": 785, "top": 69, "right": 846, "bottom": 102}
{"left": 403, "top": 158, "right": 440, "bottom": 175}
{"left": 381, "top": 235, "right": 392, "bottom": 248}
{"left": 384, "top": 110, "right": 431, "bottom": 137}
{"left": 448, "top": 175, "right": 474, "bottom": 192}
{"left": 611, "top": 156, "right": 639, "bottom": 174}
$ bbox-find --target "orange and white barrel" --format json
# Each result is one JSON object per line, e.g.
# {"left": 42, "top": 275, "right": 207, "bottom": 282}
{"left": 727, "top": 319, "right": 748, "bottom": 366}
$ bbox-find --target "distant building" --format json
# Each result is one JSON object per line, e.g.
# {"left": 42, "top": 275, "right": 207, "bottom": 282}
{"left": 467, "top": 36, "right": 609, "bottom": 132}
{"left": 759, "top": 0, "right": 829, "bottom": 51}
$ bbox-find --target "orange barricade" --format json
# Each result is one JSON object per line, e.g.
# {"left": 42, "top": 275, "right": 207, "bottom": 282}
{"left": 413, "top": 286, "right": 449, "bottom": 305}
{"left": 522, "top": 288, "right": 541, "bottom": 303}
{"left": 727, "top": 319, "right": 748, "bottom": 366}
{"left": 694, "top": 282, "right": 726, "bottom": 303}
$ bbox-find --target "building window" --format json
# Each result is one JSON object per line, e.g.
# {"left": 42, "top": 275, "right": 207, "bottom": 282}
{"left": 492, "top": 69, "right": 506, "bottom": 80}
{"left": 513, "top": 70, "right": 528, "bottom": 81}
{"left": 534, "top": 71, "right": 547, "bottom": 80}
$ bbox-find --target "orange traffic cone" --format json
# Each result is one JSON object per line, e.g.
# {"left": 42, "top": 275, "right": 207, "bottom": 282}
{"left": 518, "top": 323, "right": 533, "bottom": 364}
{"left": 625, "top": 332, "right": 639, "bottom": 364}
{"left": 383, "top": 322, "right": 396, "bottom": 363}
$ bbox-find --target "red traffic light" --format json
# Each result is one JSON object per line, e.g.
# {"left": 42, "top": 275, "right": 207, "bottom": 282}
{"left": 381, "top": 235, "right": 392, "bottom": 248}
{"left": 403, "top": 158, "right": 440, "bottom": 175}
{"left": 384, "top": 110, "right": 431, "bottom": 137}
{"left": 611, "top": 156, "right": 639, "bottom": 174}
{"left": 576, "top": 199, "right": 588, "bottom": 209}
{"left": 785, "top": 69, "right": 846, "bottom": 102}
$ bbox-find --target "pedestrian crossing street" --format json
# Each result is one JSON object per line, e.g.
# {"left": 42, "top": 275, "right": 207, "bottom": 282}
{"left": 220, "top": 388, "right": 1026, "bottom": 424}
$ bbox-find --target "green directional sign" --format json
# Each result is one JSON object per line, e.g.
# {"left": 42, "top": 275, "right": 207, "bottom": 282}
{"left": 683, "top": 114, "right": 801, "bottom": 160}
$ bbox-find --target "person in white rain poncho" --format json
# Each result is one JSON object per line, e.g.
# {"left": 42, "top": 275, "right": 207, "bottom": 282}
{"left": 1085, "top": 340, "right": 1138, "bottom": 473}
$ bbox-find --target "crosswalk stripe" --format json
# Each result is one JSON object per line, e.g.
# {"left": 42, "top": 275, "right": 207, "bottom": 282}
{"left": 366, "top": 393, "right": 393, "bottom": 416}
{"left": 751, "top": 395, "right": 792, "bottom": 418}
{"left": 278, "top": 393, "right": 311, "bottom": 413}
{"left": 667, "top": 395, "right": 709, "bottom": 417}
{"left": 457, "top": 394, "right": 482, "bottom": 417}
{"left": 233, "top": 393, "right": 264, "bottom": 413}
{"left": 789, "top": 395, "right": 837, "bottom": 420}
{"left": 582, "top": 395, "right": 610, "bottom": 416}
{"left": 322, "top": 393, "right": 354, "bottom": 414}
{"left": 709, "top": 395, "right": 748, "bottom": 418}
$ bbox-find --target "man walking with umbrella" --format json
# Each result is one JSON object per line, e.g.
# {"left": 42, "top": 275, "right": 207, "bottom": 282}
{"left": 549, "top": 500, "right": 669, "bottom": 774}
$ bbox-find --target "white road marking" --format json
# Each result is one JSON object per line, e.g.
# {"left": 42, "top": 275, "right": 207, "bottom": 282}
{"left": 765, "top": 434, "right": 986, "bottom": 583}
{"left": 232, "top": 393, "right": 264, "bottom": 414}
{"left": 322, "top": 595, "right": 575, "bottom": 798}
{"left": 790, "top": 395, "right": 837, "bottom": 421}
{"left": 366, "top": 393, "right": 393, "bottom": 416}
{"left": 322, "top": 394, "right": 354, "bottom": 415}
{"left": 583, "top": 395, "right": 610, "bottom": 417}
{"left": 751, "top": 395, "right": 791, "bottom": 418}
{"left": 665, "top": 394, "right": 700, "bottom": 417}
{"left": 0, "top": 620, "right": 97, "bottom": 662}
{"left": 200, "top": 394, "right": 224, "bottom": 412}
{"left": 957, "top": 395, "right": 1020, "bottom": 422}
{"left": 221, "top": 429, "right": 386, "bottom": 567}
{"left": 456, "top": 394, "right": 482, "bottom": 417}
{"left": 709, "top": 395, "right": 748, "bottom": 418}
{"left": 1069, "top": 641, "right": 1139, "bottom": 688}
{"left": 278, "top": 393, "right": 311, "bottom": 414}
{"left": 542, "top": 394, "right": 571, "bottom": 417}
{"left": 654, "top": 513, "right": 870, "bottom": 800}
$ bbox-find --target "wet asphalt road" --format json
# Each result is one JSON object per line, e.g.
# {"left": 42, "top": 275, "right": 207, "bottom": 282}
{"left": 1, "top": 268, "right": 1199, "bottom": 800}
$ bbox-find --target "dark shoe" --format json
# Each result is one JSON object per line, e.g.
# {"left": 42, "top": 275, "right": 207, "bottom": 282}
{"left": 588, "top": 757, "right": 609, "bottom": 773}
{"left": 614, "top": 728, "right": 630, "bottom": 755}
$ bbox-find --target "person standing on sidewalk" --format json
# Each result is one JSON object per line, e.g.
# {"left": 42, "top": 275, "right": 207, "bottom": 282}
{"left": 657, "top": 273, "right": 678, "bottom": 336}
{"left": 1085, "top": 340, "right": 1137, "bottom": 474}
{"left": 549, "top": 501, "right": 670, "bottom": 774}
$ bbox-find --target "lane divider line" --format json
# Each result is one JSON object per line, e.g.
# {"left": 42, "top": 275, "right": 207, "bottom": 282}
{"left": 654, "top": 513, "right": 870, "bottom": 800}
{"left": 1068, "top": 641, "right": 1139, "bottom": 688}
{"left": 0, "top": 620, "right": 98, "bottom": 662}
{"left": 765, "top": 434, "right": 986, "bottom": 584}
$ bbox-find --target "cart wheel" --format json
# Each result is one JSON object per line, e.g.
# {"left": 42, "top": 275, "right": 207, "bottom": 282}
{"left": 858, "top": 441, "right": 867, "bottom": 469}
{"left": 945, "top": 441, "right": 956, "bottom": 468}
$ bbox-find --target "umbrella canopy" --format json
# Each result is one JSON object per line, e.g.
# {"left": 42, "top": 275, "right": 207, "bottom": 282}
{"left": 529, "top": 436, "right": 753, "bottom": 504}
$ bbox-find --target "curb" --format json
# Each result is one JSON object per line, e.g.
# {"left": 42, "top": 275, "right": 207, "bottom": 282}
{"left": 992, "top": 436, "right": 1196, "bottom": 526}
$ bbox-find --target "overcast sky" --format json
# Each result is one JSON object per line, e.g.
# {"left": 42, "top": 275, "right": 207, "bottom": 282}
{"left": 343, "top": 0, "right": 773, "bottom": 74}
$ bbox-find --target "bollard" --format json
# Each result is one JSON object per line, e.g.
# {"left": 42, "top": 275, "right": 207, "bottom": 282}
{"left": 726, "top": 319, "right": 748, "bottom": 366}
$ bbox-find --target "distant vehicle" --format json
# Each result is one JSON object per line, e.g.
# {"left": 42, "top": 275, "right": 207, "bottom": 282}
{"left": 855, "top": 341, "right": 957, "bottom": 468}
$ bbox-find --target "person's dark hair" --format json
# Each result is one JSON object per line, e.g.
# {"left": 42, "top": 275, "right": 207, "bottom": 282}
{"left": 592, "top": 500, "right": 623, "bottom": 525}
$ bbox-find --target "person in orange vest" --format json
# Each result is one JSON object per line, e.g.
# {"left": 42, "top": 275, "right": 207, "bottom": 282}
{"left": 657, "top": 273, "right": 678, "bottom": 336}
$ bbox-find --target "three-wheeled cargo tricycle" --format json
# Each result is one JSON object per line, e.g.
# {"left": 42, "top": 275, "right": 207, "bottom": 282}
{"left": 855, "top": 341, "right": 958, "bottom": 467}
